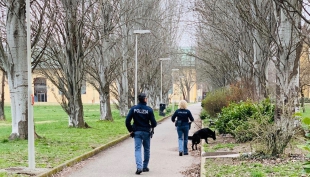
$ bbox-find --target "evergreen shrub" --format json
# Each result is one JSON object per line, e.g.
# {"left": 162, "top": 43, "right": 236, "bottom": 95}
{"left": 216, "top": 98, "right": 274, "bottom": 143}
{"left": 199, "top": 109, "right": 209, "bottom": 120}
{"left": 166, "top": 107, "right": 171, "bottom": 113}
{"left": 202, "top": 88, "right": 230, "bottom": 117}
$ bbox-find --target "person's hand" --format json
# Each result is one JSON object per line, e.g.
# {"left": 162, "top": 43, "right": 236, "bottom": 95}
{"left": 130, "top": 132, "right": 135, "bottom": 138}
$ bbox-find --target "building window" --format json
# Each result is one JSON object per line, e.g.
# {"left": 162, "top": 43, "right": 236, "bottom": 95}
{"left": 34, "top": 77, "right": 47, "bottom": 102}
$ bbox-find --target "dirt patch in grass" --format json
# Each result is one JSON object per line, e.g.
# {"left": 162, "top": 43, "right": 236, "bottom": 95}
{"left": 181, "top": 163, "right": 200, "bottom": 177}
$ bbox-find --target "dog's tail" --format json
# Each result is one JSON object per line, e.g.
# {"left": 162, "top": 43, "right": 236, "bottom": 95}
{"left": 188, "top": 136, "right": 193, "bottom": 140}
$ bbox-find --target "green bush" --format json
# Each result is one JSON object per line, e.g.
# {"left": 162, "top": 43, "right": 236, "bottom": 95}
{"left": 166, "top": 107, "right": 171, "bottom": 113}
{"left": 201, "top": 85, "right": 248, "bottom": 117}
{"left": 216, "top": 101, "right": 256, "bottom": 134}
{"left": 199, "top": 109, "right": 209, "bottom": 120}
{"left": 298, "top": 117, "right": 310, "bottom": 174}
{"left": 251, "top": 98, "right": 275, "bottom": 123}
{"left": 215, "top": 98, "right": 274, "bottom": 143}
{"left": 202, "top": 88, "right": 230, "bottom": 117}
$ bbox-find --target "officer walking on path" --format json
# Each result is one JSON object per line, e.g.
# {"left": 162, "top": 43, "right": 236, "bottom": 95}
{"left": 125, "top": 93, "right": 157, "bottom": 175}
{"left": 55, "top": 103, "right": 201, "bottom": 177}
{"left": 171, "top": 100, "right": 194, "bottom": 156}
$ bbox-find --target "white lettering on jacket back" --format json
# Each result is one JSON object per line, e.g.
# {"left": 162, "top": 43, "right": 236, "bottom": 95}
{"left": 134, "top": 109, "right": 149, "bottom": 114}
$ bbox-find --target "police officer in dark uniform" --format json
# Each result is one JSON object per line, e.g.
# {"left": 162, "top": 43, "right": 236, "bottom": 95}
{"left": 125, "top": 93, "right": 157, "bottom": 175}
{"left": 171, "top": 100, "right": 194, "bottom": 156}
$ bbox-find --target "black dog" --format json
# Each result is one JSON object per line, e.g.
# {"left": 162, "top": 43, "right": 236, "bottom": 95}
{"left": 188, "top": 128, "right": 216, "bottom": 150}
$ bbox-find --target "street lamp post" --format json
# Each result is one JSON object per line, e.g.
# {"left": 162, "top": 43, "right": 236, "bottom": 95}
{"left": 159, "top": 58, "right": 170, "bottom": 103}
{"left": 133, "top": 30, "right": 151, "bottom": 105}
{"left": 179, "top": 76, "right": 184, "bottom": 101}
{"left": 26, "top": 0, "right": 35, "bottom": 169}
{"left": 171, "top": 69, "right": 179, "bottom": 113}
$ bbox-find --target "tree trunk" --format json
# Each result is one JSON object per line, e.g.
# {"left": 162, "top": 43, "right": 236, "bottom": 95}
{"left": 301, "top": 92, "right": 305, "bottom": 113}
{"left": 99, "top": 94, "right": 107, "bottom": 120}
{"left": 68, "top": 92, "right": 85, "bottom": 127}
{"left": 272, "top": 0, "right": 301, "bottom": 155}
{"left": 186, "top": 85, "right": 190, "bottom": 102}
{"left": 118, "top": 0, "right": 129, "bottom": 116}
{"left": 61, "top": 0, "right": 86, "bottom": 128}
{"left": 275, "top": 0, "right": 301, "bottom": 121}
{"left": 0, "top": 70, "right": 6, "bottom": 120}
{"left": 5, "top": 0, "right": 29, "bottom": 139}
{"left": 251, "top": 0, "right": 271, "bottom": 101}
{"left": 119, "top": 40, "right": 129, "bottom": 116}
{"left": 99, "top": 91, "right": 112, "bottom": 121}
{"left": 118, "top": 74, "right": 129, "bottom": 116}
{"left": 253, "top": 31, "right": 264, "bottom": 100}
{"left": 106, "top": 92, "right": 113, "bottom": 120}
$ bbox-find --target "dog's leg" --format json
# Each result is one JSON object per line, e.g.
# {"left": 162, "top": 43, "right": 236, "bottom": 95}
{"left": 205, "top": 139, "right": 208, "bottom": 144}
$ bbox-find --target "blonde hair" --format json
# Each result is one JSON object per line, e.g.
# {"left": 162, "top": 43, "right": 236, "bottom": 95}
{"left": 178, "top": 100, "right": 187, "bottom": 109}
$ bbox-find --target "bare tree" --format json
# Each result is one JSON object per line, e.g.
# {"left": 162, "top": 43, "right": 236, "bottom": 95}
{"left": 193, "top": 0, "right": 302, "bottom": 155}
{"left": 0, "top": 0, "right": 47, "bottom": 139}
{"left": 235, "top": 0, "right": 275, "bottom": 100}
{"left": 117, "top": 0, "right": 131, "bottom": 116}
{"left": 113, "top": 0, "right": 182, "bottom": 109}
{"left": 193, "top": 0, "right": 249, "bottom": 90}
{"left": 37, "top": 0, "right": 98, "bottom": 128}
{"left": 83, "top": 0, "right": 122, "bottom": 121}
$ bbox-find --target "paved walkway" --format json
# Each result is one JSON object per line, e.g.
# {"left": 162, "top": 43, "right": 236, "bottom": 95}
{"left": 57, "top": 103, "right": 202, "bottom": 177}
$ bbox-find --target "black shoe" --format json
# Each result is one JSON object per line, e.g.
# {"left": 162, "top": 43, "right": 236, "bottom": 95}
{"left": 184, "top": 152, "right": 188, "bottom": 155}
{"left": 143, "top": 168, "right": 149, "bottom": 172}
{"left": 179, "top": 151, "right": 183, "bottom": 156}
{"left": 136, "top": 169, "right": 142, "bottom": 175}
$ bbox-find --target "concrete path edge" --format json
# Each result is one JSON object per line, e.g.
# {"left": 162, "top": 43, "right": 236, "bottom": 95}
{"left": 37, "top": 114, "right": 172, "bottom": 177}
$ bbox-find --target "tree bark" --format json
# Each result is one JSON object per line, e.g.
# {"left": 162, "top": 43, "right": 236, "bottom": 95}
{"left": 68, "top": 90, "right": 85, "bottom": 127}
{"left": 271, "top": 0, "right": 301, "bottom": 155}
{"left": 5, "top": 0, "right": 29, "bottom": 139}
{"left": 0, "top": 70, "right": 6, "bottom": 120}
{"left": 99, "top": 90, "right": 112, "bottom": 121}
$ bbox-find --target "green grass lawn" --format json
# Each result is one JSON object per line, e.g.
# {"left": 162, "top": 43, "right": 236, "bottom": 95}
{"left": 203, "top": 159, "right": 303, "bottom": 177}
{"left": 0, "top": 104, "right": 170, "bottom": 172}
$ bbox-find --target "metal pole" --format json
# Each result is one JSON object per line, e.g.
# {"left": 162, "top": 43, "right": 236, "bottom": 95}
{"left": 179, "top": 76, "right": 184, "bottom": 101}
{"left": 135, "top": 34, "right": 138, "bottom": 105}
{"left": 179, "top": 77, "right": 182, "bottom": 101}
{"left": 171, "top": 69, "right": 179, "bottom": 112}
{"left": 160, "top": 60, "right": 162, "bottom": 103}
{"left": 172, "top": 74, "right": 174, "bottom": 113}
{"left": 159, "top": 58, "right": 170, "bottom": 104}
{"left": 27, "top": 0, "right": 35, "bottom": 169}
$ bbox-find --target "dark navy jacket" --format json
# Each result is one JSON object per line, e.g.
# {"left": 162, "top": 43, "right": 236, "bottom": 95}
{"left": 125, "top": 102, "right": 157, "bottom": 132}
{"left": 171, "top": 109, "right": 194, "bottom": 126}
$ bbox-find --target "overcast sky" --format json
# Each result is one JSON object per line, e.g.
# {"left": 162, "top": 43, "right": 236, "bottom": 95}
{"left": 177, "top": 1, "right": 196, "bottom": 48}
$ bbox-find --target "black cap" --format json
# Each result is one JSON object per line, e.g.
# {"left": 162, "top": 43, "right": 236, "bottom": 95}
{"left": 138, "top": 93, "right": 147, "bottom": 99}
